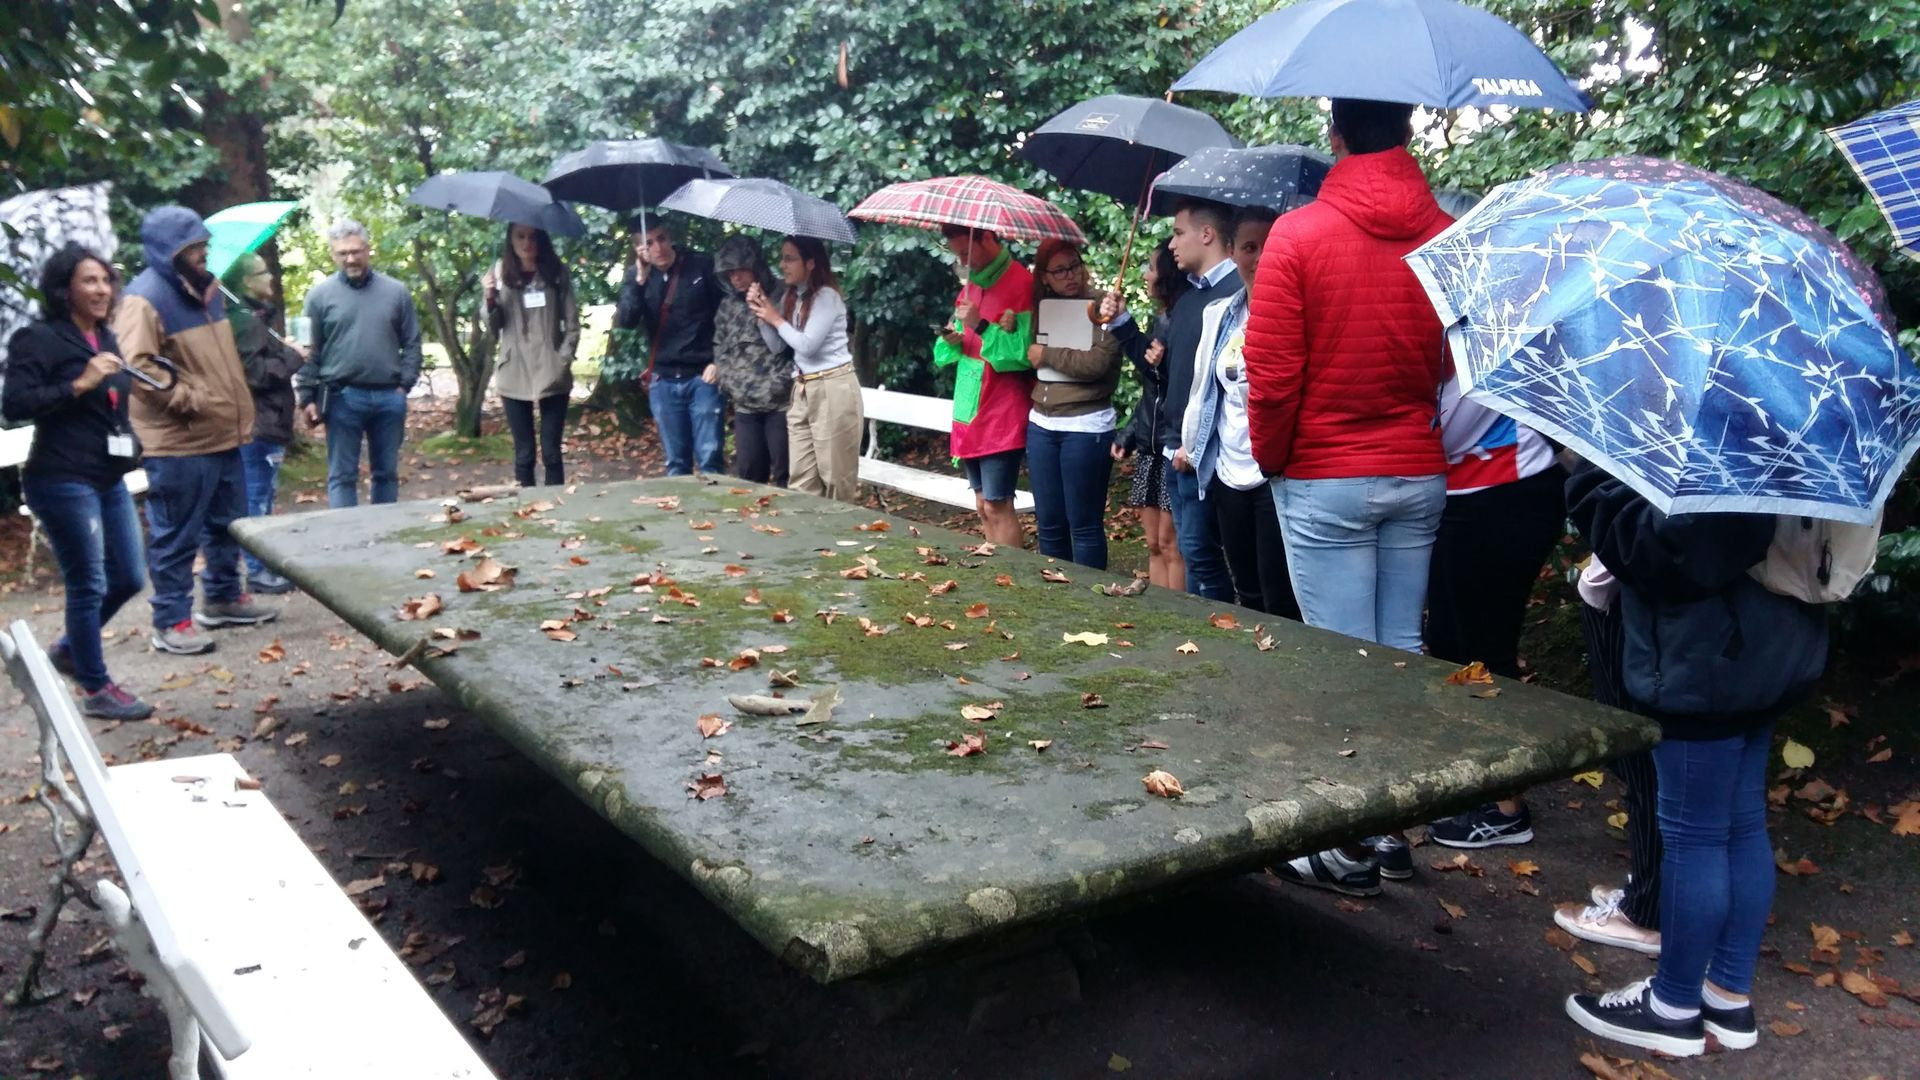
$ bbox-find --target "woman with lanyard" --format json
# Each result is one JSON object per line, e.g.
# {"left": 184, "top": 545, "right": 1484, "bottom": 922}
{"left": 484, "top": 224, "right": 579, "bottom": 487}
{"left": 1026, "top": 238, "right": 1122, "bottom": 568}
{"left": 2, "top": 243, "right": 154, "bottom": 719}
{"left": 748, "top": 235, "right": 862, "bottom": 501}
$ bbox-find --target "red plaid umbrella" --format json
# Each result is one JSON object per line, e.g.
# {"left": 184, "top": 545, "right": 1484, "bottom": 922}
{"left": 850, "top": 175, "right": 1086, "bottom": 244}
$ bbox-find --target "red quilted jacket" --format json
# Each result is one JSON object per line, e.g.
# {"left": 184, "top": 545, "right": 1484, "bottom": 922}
{"left": 1243, "top": 147, "right": 1451, "bottom": 479}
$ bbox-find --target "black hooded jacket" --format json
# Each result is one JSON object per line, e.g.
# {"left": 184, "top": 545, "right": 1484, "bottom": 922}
{"left": 614, "top": 248, "right": 723, "bottom": 380}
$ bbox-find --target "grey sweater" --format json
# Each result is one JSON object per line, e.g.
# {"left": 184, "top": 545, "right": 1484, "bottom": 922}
{"left": 297, "top": 270, "right": 423, "bottom": 405}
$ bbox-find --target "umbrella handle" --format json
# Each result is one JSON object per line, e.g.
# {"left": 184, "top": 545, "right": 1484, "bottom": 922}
{"left": 1089, "top": 157, "right": 1158, "bottom": 324}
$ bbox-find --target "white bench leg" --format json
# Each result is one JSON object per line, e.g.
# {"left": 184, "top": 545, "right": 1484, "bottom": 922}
{"left": 6, "top": 721, "right": 98, "bottom": 1006}
{"left": 97, "top": 880, "right": 203, "bottom": 1080}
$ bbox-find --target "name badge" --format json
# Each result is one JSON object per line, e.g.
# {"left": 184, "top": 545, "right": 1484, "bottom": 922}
{"left": 522, "top": 289, "right": 547, "bottom": 310}
{"left": 107, "top": 434, "right": 136, "bottom": 458}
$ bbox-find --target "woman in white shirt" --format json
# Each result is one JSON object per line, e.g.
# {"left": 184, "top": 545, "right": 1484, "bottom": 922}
{"left": 748, "top": 236, "right": 863, "bottom": 501}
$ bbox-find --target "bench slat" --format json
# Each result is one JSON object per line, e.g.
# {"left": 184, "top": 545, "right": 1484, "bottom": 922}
{"left": 859, "top": 387, "right": 953, "bottom": 432}
{"left": 857, "top": 458, "right": 1035, "bottom": 513}
{"left": 108, "top": 755, "right": 495, "bottom": 1079}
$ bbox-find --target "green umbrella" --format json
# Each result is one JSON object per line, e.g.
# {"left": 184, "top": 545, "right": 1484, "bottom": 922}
{"left": 204, "top": 200, "right": 300, "bottom": 278}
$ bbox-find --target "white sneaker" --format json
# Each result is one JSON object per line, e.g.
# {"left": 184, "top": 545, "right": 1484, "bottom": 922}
{"left": 1556, "top": 896, "right": 1661, "bottom": 956}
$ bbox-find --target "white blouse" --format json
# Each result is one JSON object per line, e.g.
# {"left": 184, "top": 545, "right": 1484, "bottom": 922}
{"left": 759, "top": 286, "right": 852, "bottom": 375}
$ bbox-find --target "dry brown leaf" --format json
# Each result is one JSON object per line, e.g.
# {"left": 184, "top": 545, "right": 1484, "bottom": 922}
{"left": 1893, "top": 930, "right": 1915, "bottom": 947}
{"left": 688, "top": 519, "right": 715, "bottom": 530}
{"left": 929, "top": 579, "right": 959, "bottom": 595}
{"left": 343, "top": 875, "right": 386, "bottom": 897}
{"left": 1892, "top": 801, "right": 1920, "bottom": 836}
{"left": 946, "top": 733, "right": 987, "bottom": 757}
{"left": 697, "top": 714, "right": 730, "bottom": 739}
{"left": 397, "top": 594, "right": 444, "bottom": 621}
{"left": 1508, "top": 859, "right": 1539, "bottom": 877}
{"left": 1040, "top": 567, "right": 1071, "bottom": 583}
{"left": 1867, "top": 748, "right": 1893, "bottom": 764}
{"left": 686, "top": 773, "right": 727, "bottom": 800}
{"left": 1569, "top": 951, "right": 1596, "bottom": 975}
{"left": 964, "top": 602, "right": 990, "bottom": 619}
{"left": 455, "top": 558, "right": 517, "bottom": 593}
{"left": 1141, "top": 769, "right": 1184, "bottom": 798}
{"left": 993, "top": 573, "right": 1013, "bottom": 586}
{"left": 961, "top": 704, "right": 998, "bottom": 721}
{"left": 1812, "top": 923, "right": 1842, "bottom": 951}
{"left": 544, "top": 628, "right": 578, "bottom": 642}
{"left": 569, "top": 555, "right": 591, "bottom": 566}
{"left": 1444, "top": 661, "right": 1494, "bottom": 686}
{"left": 1437, "top": 897, "right": 1466, "bottom": 920}
{"left": 1176, "top": 641, "right": 1198, "bottom": 655}
{"left": 257, "top": 639, "right": 286, "bottom": 663}
{"left": 1207, "top": 612, "right": 1239, "bottom": 630}
{"left": 1081, "top": 692, "right": 1107, "bottom": 709}
{"left": 854, "top": 519, "right": 890, "bottom": 532}
{"left": 1767, "top": 1020, "right": 1803, "bottom": 1037}
{"left": 772, "top": 609, "right": 794, "bottom": 624}
{"left": 318, "top": 754, "right": 342, "bottom": 768}
{"left": 1544, "top": 928, "right": 1577, "bottom": 951}
{"left": 742, "top": 588, "right": 764, "bottom": 606}
{"left": 729, "top": 649, "right": 760, "bottom": 671}
{"left": 1029, "top": 740, "right": 1052, "bottom": 751}
{"left": 1840, "top": 970, "right": 1889, "bottom": 1007}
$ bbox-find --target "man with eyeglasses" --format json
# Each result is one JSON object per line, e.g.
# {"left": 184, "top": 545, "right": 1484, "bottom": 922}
{"left": 615, "top": 217, "right": 725, "bottom": 476}
{"left": 220, "top": 252, "right": 306, "bottom": 594}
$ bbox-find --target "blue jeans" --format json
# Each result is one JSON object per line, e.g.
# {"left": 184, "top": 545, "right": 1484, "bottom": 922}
{"left": 1651, "top": 724, "right": 1777, "bottom": 1010}
{"left": 239, "top": 439, "right": 284, "bottom": 577}
{"left": 142, "top": 451, "right": 247, "bottom": 630}
{"left": 1272, "top": 474, "right": 1446, "bottom": 651}
{"left": 649, "top": 374, "right": 725, "bottom": 476}
{"left": 23, "top": 475, "right": 146, "bottom": 692}
{"left": 324, "top": 385, "right": 407, "bottom": 507}
{"left": 1169, "top": 463, "right": 1232, "bottom": 601}
{"left": 1025, "top": 423, "right": 1113, "bottom": 569}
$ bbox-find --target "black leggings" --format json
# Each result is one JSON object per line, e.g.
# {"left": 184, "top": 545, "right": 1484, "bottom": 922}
{"left": 1425, "top": 466, "right": 1567, "bottom": 678}
{"left": 1209, "top": 477, "right": 1298, "bottom": 620}
{"left": 503, "top": 392, "right": 567, "bottom": 487}
{"left": 733, "top": 409, "right": 789, "bottom": 487}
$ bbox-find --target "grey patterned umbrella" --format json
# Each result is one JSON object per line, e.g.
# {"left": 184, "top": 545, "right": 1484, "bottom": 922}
{"left": 1151, "top": 144, "right": 1333, "bottom": 211}
{"left": 659, "top": 178, "right": 858, "bottom": 244}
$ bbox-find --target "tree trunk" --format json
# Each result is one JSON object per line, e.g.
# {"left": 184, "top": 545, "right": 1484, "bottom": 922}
{"left": 453, "top": 320, "right": 493, "bottom": 437}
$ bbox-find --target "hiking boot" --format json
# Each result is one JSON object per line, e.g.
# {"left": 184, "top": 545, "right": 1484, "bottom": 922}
{"left": 1369, "top": 834, "right": 1414, "bottom": 880}
{"left": 1429, "top": 802, "right": 1535, "bottom": 848}
{"left": 196, "top": 594, "right": 279, "bottom": 627}
{"left": 153, "top": 620, "right": 215, "bottom": 655}
{"left": 47, "top": 641, "right": 77, "bottom": 680}
{"left": 1555, "top": 897, "right": 1661, "bottom": 956}
{"left": 1702, "top": 998, "right": 1757, "bottom": 1050}
{"left": 1566, "top": 977, "right": 1704, "bottom": 1058}
{"left": 82, "top": 682, "right": 155, "bottom": 722}
{"left": 1269, "top": 847, "right": 1381, "bottom": 897}
{"left": 249, "top": 568, "right": 296, "bottom": 596}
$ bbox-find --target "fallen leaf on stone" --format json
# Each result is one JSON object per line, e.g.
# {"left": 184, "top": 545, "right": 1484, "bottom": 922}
{"left": 1544, "top": 928, "right": 1577, "bottom": 951}
{"left": 1840, "top": 970, "right": 1888, "bottom": 1007}
{"left": 1892, "top": 801, "right": 1920, "bottom": 836}
{"left": 1137, "top": 739, "right": 1168, "bottom": 750}
{"left": 729, "top": 649, "right": 760, "bottom": 671}
{"left": 742, "top": 588, "right": 764, "bottom": 605}
{"left": 1572, "top": 771, "right": 1605, "bottom": 787}
{"left": 469, "top": 987, "right": 525, "bottom": 1037}
{"left": 1472, "top": 687, "right": 1501, "bottom": 699}
{"left": 961, "top": 704, "right": 998, "bottom": 722}
{"left": 284, "top": 731, "right": 309, "bottom": 747}
{"left": 1507, "top": 859, "right": 1539, "bottom": 877}
{"left": 1208, "top": 612, "right": 1239, "bottom": 630}
{"left": 456, "top": 558, "right": 517, "bottom": 594}
{"left": 686, "top": 773, "right": 727, "bottom": 800}
{"left": 727, "top": 694, "right": 808, "bottom": 717}
{"left": 769, "top": 669, "right": 800, "bottom": 688}
{"left": 257, "top": 639, "right": 286, "bottom": 664}
{"left": 1437, "top": 898, "right": 1466, "bottom": 920}
{"left": 1893, "top": 930, "right": 1914, "bottom": 947}
{"left": 544, "top": 628, "right": 578, "bottom": 642}
{"left": 1337, "top": 748, "right": 1356, "bottom": 757}
{"left": 569, "top": 555, "right": 590, "bottom": 566}
{"left": 1606, "top": 811, "right": 1629, "bottom": 830}
{"left": 344, "top": 875, "right": 386, "bottom": 897}
{"left": 1412, "top": 939, "right": 1439, "bottom": 952}
{"left": 964, "top": 603, "right": 990, "bottom": 619}
{"left": 697, "top": 714, "right": 730, "bottom": 739}
{"left": 1063, "top": 631, "right": 1110, "bottom": 647}
{"left": 1176, "top": 641, "right": 1198, "bottom": 655}
{"left": 1444, "top": 661, "right": 1493, "bottom": 686}
{"left": 1867, "top": 748, "right": 1893, "bottom": 764}
{"left": 854, "top": 519, "right": 890, "bottom": 532}
{"left": 1781, "top": 737, "right": 1815, "bottom": 769}
{"left": 1040, "top": 567, "right": 1071, "bottom": 583}
{"left": 1141, "top": 769, "right": 1184, "bottom": 798}
{"left": 1081, "top": 693, "right": 1107, "bottom": 709}
{"left": 1813, "top": 971, "right": 1836, "bottom": 987}
{"left": 1334, "top": 898, "right": 1368, "bottom": 914}
{"left": 943, "top": 642, "right": 968, "bottom": 651}
{"left": 1030, "top": 740, "right": 1052, "bottom": 751}
{"left": 398, "top": 594, "right": 444, "bottom": 621}
{"left": 1768, "top": 1020, "right": 1803, "bottom": 1037}
{"left": 252, "top": 714, "right": 283, "bottom": 738}
{"left": 963, "top": 542, "right": 997, "bottom": 556}
{"left": 688, "top": 519, "right": 715, "bottom": 531}
{"left": 1569, "top": 952, "right": 1596, "bottom": 975}
{"left": 319, "top": 754, "right": 342, "bottom": 768}
{"left": 772, "top": 609, "right": 794, "bottom": 624}
{"left": 947, "top": 733, "right": 987, "bottom": 757}
{"left": 1255, "top": 630, "right": 1275, "bottom": 651}
{"left": 1108, "top": 1054, "right": 1131, "bottom": 1073}
{"left": 929, "top": 579, "right": 959, "bottom": 595}
{"left": 1811, "top": 923, "right": 1842, "bottom": 951}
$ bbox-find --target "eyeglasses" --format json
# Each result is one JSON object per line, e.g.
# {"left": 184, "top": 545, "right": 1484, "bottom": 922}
{"left": 1045, "top": 261, "right": 1083, "bottom": 278}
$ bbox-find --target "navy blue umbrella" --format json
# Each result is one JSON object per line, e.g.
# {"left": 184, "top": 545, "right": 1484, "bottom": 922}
{"left": 1151, "top": 145, "right": 1333, "bottom": 211}
{"left": 408, "top": 172, "right": 585, "bottom": 237}
{"left": 1173, "top": 0, "right": 1591, "bottom": 113}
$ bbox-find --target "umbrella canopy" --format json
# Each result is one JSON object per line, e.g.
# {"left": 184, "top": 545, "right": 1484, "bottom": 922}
{"left": 1152, "top": 144, "right": 1333, "bottom": 211}
{"left": 850, "top": 175, "right": 1085, "bottom": 244}
{"left": 409, "top": 171, "right": 585, "bottom": 237}
{"left": 1020, "top": 94, "right": 1240, "bottom": 210}
{"left": 1404, "top": 156, "right": 1919, "bottom": 524}
{"left": 0, "top": 182, "right": 115, "bottom": 376}
{"left": 1173, "top": 0, "right": 1590, "bottom": 113}
{"left": 659, "top": 178, "right": 858, "bottom": 244}
{"left": 205, "top": 200, "right": 300, "bottom": 278}
{"left": 1827, "top": 98, "right": 1920, "bottom": 262}
{"left": 541, "top": 139, "right": 733, "bottom": 213}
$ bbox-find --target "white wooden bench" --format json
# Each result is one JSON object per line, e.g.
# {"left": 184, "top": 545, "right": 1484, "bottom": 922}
{"left": 858, "top": 385, "right": 1034, "bottom": 513}
{"left": 1, "top": 619, "right": 494, "bottom": 1080}
{"left": 1, "top": 425, "right": 150, "bottom": 576}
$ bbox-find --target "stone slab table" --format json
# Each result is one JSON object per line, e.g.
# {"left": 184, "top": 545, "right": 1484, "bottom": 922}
{"left": 234, "top": 478, "right": 1658, "bottom": 983}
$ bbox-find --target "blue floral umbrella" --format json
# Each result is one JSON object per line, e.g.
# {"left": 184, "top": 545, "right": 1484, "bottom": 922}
{"left": 1405, "top": 156, "right": 1920, "bottom": 525}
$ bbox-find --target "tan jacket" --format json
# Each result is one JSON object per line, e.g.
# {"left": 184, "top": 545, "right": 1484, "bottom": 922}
{"left": 111, "top": 292, "right": 255, "bottom": 457}
{"left": 1029, "top": 288, "right": 1121, "bottom": 419}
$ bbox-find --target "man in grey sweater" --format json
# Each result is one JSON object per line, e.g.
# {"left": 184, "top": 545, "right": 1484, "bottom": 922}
{"left": 298, "top": 218, "right": 422, "bottom": 507}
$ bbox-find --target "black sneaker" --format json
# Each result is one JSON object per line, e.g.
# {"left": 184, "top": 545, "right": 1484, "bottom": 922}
{"left": 1702, "top": 999, "right": 1757, "bottom": 1050}
{"left": 1566, "top": 977, "right": 1705, "bottom": 1058}
{"left": 1270, "top": 847, "right": 1381, "bottom": 897}
{"left": 1370, "top": 834, "right": 1413, "bottom": 880}
{"left": 48, "top": 642, "right": 77, "bottom": 680}
{"left": 249, "top": 568, "right": 296, "bottom": 595}
{"left": 82, "top": 682, "right": 156, "bottom": 722}
{"left": 1429, "top": 803, "right": 1535, "bottom": 848}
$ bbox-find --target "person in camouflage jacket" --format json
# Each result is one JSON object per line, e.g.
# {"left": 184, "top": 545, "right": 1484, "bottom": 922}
{"left": 712, "top": 236, "right": 793, "bottom": 486}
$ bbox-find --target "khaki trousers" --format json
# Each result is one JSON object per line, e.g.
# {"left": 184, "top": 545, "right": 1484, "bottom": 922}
{"left": 789, "top": 364, "right": 864, "bottom": 502}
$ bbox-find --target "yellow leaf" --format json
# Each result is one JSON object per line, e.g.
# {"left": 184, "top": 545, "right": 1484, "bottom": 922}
{"left": 1062, "top": 631, "right": 1110, "bottom": 647}
{"left": 1175, "top": 641, "right": 1199, "bottom": 655}
{"left": 1781, "top": 738, "right": 1815, "bottom": 769}
{"left": 1572, "top": 771, "right": 1605, "bottom": 787}
{"left": 1605, "top": 811, "right": 1629, "bottom": 829}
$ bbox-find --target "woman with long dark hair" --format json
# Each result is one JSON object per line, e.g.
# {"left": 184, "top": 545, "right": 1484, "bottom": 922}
{"left": 1, "top": 243, "right": 153, "bottom": 719}
{"left": 1027, "top": 238, "right": 1121, "bottom": 568}
{"left": 483, "top": 224, "right": 578, "bottom": 486}
{"left": 1111, "top": 241, "right": 1188, "bottom": 588}
{"left": 749, "top": 235, "right": 862, "bottom": 501}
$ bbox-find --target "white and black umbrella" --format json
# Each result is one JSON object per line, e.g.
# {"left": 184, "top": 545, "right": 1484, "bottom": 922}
{"left": 1151, "top": 144, "right": 1334, "bottom": 211}
{"left": 659, "top": 178, "right": 857, "bottom": 244}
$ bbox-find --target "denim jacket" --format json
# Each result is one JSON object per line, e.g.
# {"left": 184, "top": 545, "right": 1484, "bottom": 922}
{"left": 1180, "top": 292, "right": 1243, "bottom": 498}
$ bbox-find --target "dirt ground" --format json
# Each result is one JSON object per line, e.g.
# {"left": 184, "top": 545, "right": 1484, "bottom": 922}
{"left": 0, "top": 402, "right": 1914, "bottom": 1080}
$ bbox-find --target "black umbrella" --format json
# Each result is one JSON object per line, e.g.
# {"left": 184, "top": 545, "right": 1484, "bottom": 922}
{"left": 1019, "top": 94, "right": 1239, "bottom": 305}
{"left": 408, "top": 171, "right": 585, "bottom": 237}
{"left": 1020, "top": 94, "right": 1241, "bottom": 210}
{"left": 541, "top": 139, "right": 734, "bottom": 213}
{"left": 1151, "top": 145, "right": 1334, "bottom": 212}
